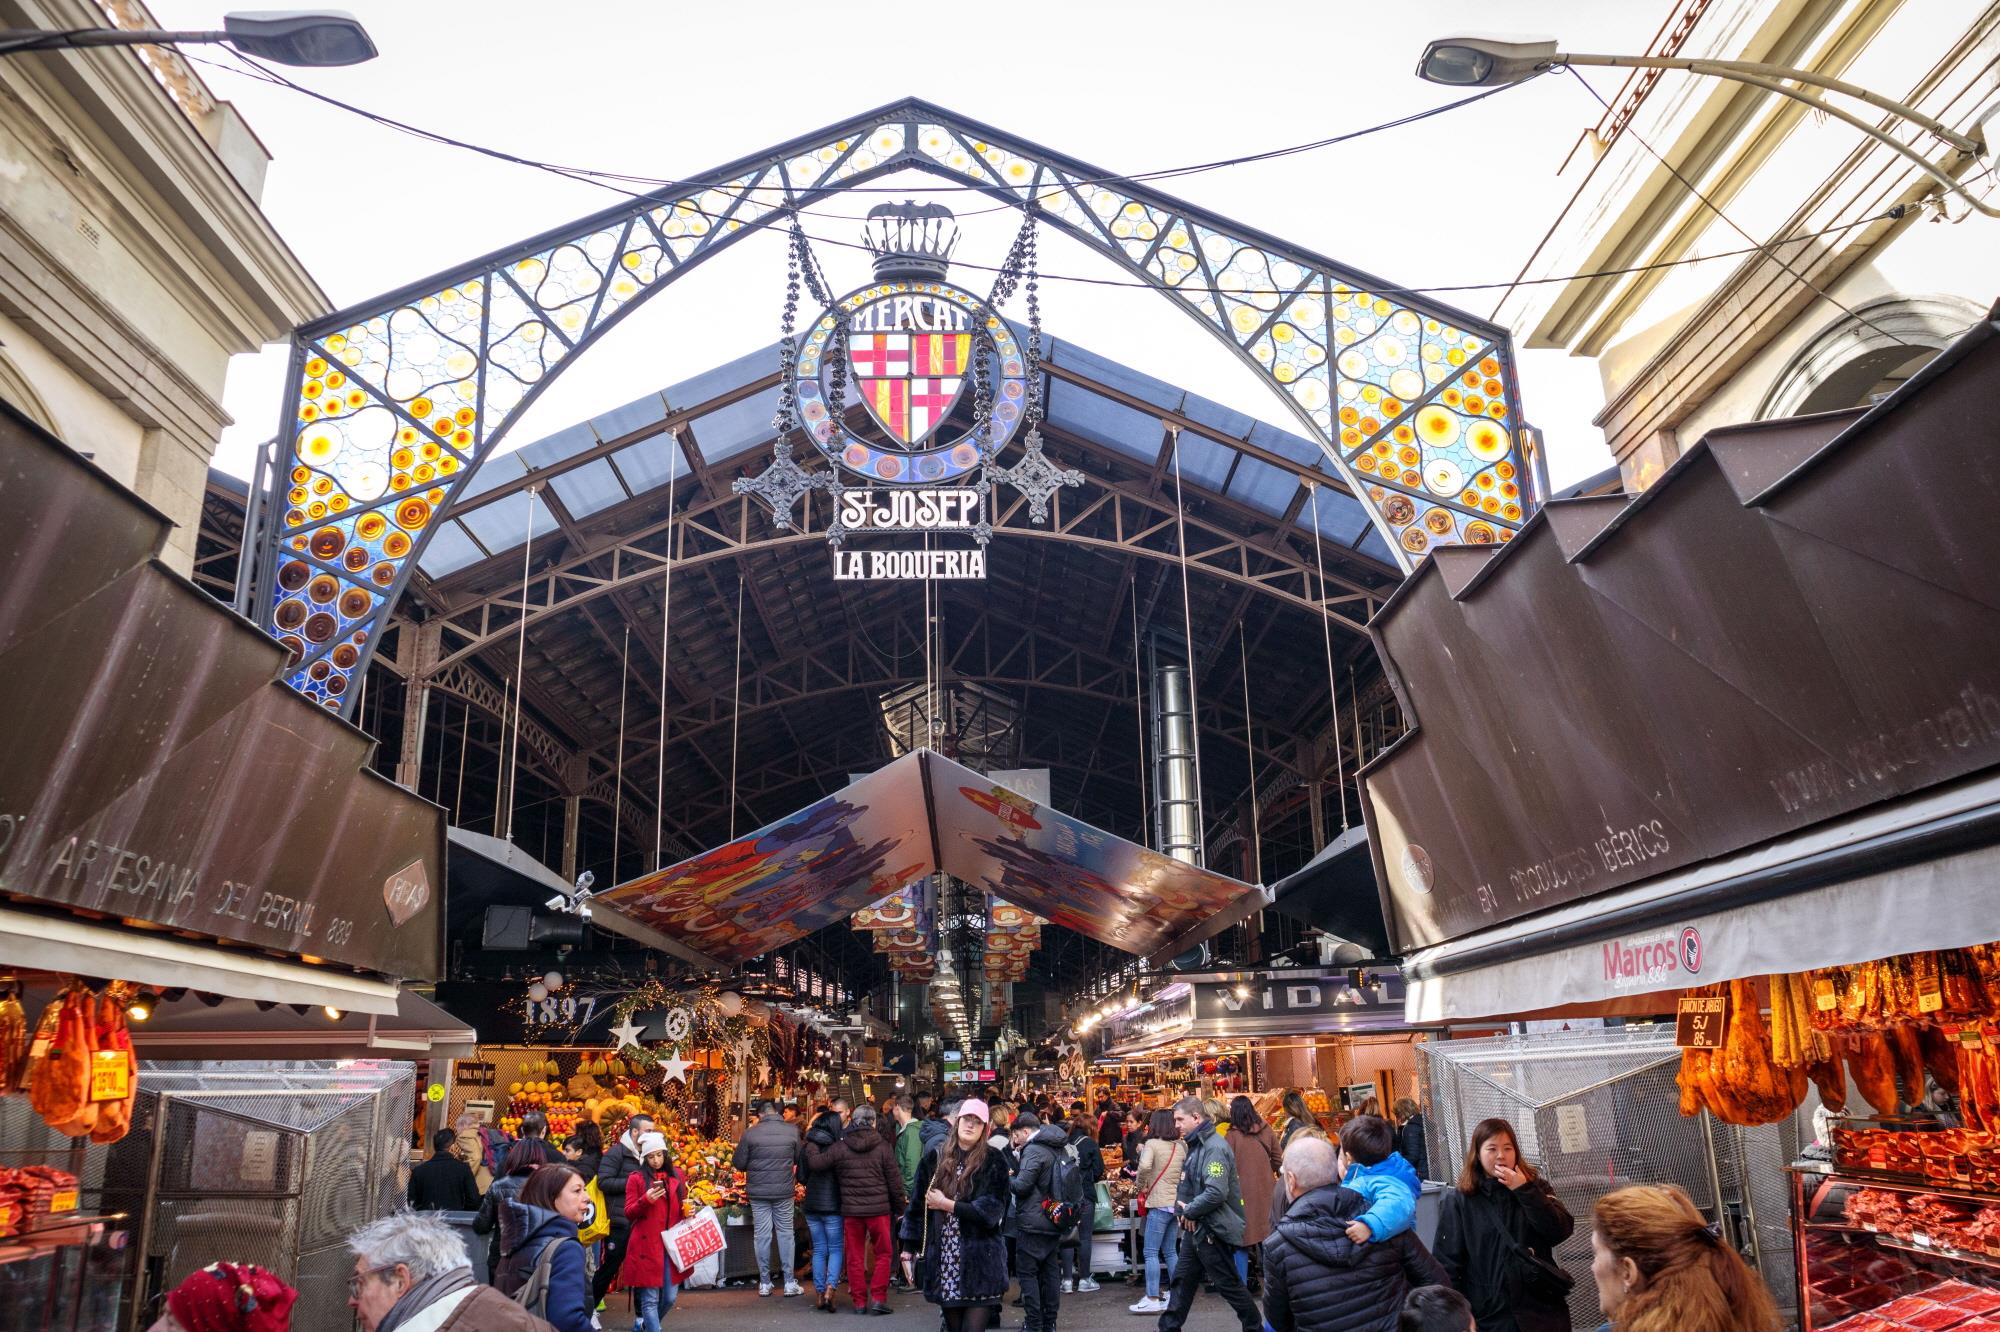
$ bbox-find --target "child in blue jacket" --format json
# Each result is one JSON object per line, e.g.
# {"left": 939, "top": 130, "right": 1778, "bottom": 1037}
{"left": 1335, "top": 1114, "right": 1419, "bottom": 1244}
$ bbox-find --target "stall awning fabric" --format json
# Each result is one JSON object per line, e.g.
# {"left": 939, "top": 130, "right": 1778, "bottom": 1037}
{"left": 1404, "top": 770, "right": 2000, "bottom": 1024}
{"left": 1361, "top": 305, "right": 2000, "bottom": 960}
{"left": 124, "top": 986, "right": 469, "bottom": 1057}
{"left": 0, "top": 907, "right": 403, "bottom": 1014}
{"left": 600, "top": 750, "right": 1260, "bottom": 966}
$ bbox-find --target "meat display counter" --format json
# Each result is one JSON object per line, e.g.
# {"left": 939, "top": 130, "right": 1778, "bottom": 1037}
{"left": 1794, "top": 1160, "right": 2000, "bottom": 1329}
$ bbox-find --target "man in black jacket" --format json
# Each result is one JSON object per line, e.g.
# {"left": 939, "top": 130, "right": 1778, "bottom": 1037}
{"left": 591, "top": 1111, "right": 655, "bottom": 1305}
{"left": 406, "top": 1128, "right": 479, "bottom": 1212}
{"left": 1262, "top": 1135, "right": 1448, "bottom": 1332}
{"left": 1009, "top": 1113, "right": 1069, "bottom": 1332}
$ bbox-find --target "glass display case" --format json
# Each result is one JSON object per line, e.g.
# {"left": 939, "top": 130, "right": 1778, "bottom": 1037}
{"left": 1793, "top": 1163, "right": 2000, "bottom": 1330}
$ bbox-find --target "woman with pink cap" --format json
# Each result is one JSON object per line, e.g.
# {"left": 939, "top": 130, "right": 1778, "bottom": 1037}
{"left": 901, "top": 1099, "right": 1012, "bottom": 1332}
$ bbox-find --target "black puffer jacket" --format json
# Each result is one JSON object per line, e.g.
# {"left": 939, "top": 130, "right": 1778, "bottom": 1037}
{"left": 597, "top": 1138, "right": 644, "bottom": 1236}
{"left": 1434, "top": 1174, "right": 1575, "bottom": 1332}
{"left": 800, "top": 1112, "right": 845, "bottom": 1215}
{"left": 732, "top": 1114, "right": 802, "bottom": 1202}
{"left": 806, "top": 1120, "right": 905, "bottom": 1218}
{"left": 1262, "top": 1184, "right": 1450, "bottom": 1332}
{"left": 1009, "top": 1123, "right": 1071, "bottom": 1239}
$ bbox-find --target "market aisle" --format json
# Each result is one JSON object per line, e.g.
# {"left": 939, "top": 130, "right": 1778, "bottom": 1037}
{"left": 593, "top": 1283, "right": 1256, "bottom": 1332}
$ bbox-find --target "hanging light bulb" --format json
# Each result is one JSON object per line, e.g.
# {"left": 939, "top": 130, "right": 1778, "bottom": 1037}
{"left": 543, "top": 970, "right": 564, "bottom": 990}
{"left": 126, "top": 991, "right": 159, "bottom": 1023}
{"left": 324, "top": 1006, "right": 344, "bottom": 1021}
{"left": 528, "top": 982, "right": 549, "bottom": 1003}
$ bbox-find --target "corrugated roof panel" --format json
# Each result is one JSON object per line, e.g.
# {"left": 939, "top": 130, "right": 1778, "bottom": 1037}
{"left": 516, "top": 422, "right": 598, "bottom": 470}
{"left": 547, "top": 456, "right": 627, "bottom": 518}
{"left": 686, "top": 384, "right": 781, "bottom": 463}
{"left": 1170, "top": 432, "right": 1232, "bottom": 491}
{"left": 608, "top": 436, "right": 687, "bottom": 495}
{"left": 588, "top": 392, "right": 670, "bottom": 443}
{"left": 416, "top": 520, "right": 487, "bottom": 576}
{"left": 453, "top": 489, "right": 548, "bottom": 554}
{"left": 1224, "top": 455, "right": 1296, "bottom": 517}
{"left": 1180, "top": 395, "right": 1256, "bottom": 441}
{"left": 1046, "top": 339, "right": 1183, "bottom": 412}
{"left": 454, "top": 450, "right": 525, "bottom": 501}
{"left": 1246, "top": 419, "right": 1324, "bottom": 467}
{"left": 1046, "top": 380, "right": 1159, "bottom": 461}
{"left": 664, "top": 342, "right": 777, "bottom": 413}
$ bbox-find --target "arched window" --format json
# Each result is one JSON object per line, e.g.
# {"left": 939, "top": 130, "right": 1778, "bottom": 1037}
{"left": 0, "top": 348, "right": 60, "bottom": 435}
{"left": 1761, "top": 294, "right": 1985, "bottom": 419}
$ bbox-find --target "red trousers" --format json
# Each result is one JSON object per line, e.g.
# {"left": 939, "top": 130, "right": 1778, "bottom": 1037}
{"left": 843, "top": 1214, "right": 893, "bottom": 1308}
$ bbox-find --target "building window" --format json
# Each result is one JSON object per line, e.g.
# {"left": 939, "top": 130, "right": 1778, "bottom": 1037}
{"left": 1761, "top": 295, "right": 1985, "bottom": 419}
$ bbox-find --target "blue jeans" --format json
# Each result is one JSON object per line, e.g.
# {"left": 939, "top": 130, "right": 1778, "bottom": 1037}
{"left": 634, "top": 1280, "right": 677, "bottom": 1332}
{"left": 1142, "top": 1208, "right": 1179, "bottom": 1299}
{"left": 806, "top": 1212, "right": 845, "bottom": 1293}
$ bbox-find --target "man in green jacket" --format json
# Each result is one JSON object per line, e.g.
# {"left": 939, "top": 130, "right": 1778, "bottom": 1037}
{"left": 1157, "top": 1098, "right": 1262, "bottom": 1332}
{"left": 890, "top": 1093, "right": 923, "bottom": 1290}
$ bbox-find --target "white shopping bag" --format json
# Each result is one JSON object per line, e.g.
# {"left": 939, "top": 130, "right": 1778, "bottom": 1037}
{"left": 665, "top": 1205, "right": 726, "bottom": 1272}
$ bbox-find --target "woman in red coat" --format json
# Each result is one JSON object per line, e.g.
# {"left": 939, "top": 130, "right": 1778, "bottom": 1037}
{"left": 623, "top": 1131, "right": 691, "bottom": 1332}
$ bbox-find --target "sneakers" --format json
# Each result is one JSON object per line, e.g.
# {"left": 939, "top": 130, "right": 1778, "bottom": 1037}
{"left": 1076, "top": 1278, "right": 1101, "bottom": 1293}
{"left": 1129, "top": 1296, "right": 1168, "bottom": 1314}
{"left": 760, "top": 1282, "right": 774, "bottom": 1297}
{"left": 785, "top": 1283, "right": 806, "bottom": 1298}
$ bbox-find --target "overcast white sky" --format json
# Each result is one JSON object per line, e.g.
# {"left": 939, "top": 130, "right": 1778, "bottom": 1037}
{"left": 157, "top": 1, "right": 1678, "bottom": 490}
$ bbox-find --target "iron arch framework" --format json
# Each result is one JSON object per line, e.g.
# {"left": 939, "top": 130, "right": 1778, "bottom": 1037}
{"left": 248, "top": 97, "right": 1547, "bottom": 716}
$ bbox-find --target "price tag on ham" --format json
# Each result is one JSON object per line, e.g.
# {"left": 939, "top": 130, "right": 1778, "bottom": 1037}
{"left": 1676, "top": 994, "right": 1727, "bottom": 1048}
{"left": 49, "top": 1188, "right": 77, "bottom": 1214}
{"left": 88, "top": 1051, "right": 129, "bottom": 1103}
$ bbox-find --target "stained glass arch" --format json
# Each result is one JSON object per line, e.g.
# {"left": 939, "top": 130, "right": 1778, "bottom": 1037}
{"left": 248, "top": 97, "right": 1547, "bottom": 716}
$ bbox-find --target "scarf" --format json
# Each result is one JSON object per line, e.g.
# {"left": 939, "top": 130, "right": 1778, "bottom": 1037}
{"left": 374, "top": 1266, "right": 475, "bottom": 1332}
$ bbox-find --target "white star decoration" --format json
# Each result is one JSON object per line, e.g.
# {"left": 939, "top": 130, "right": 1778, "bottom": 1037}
{"left": 610, "top": 1016, "right": 645, "bottom": 1053}
{"left": 659, "top": 1049, "right": 694, "bottom": 1083}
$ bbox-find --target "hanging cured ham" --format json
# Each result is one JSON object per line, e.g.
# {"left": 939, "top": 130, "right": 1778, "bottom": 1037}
{"left": 29, "top": 987, "right": 96, "bottom": 1136}
{"left": 88, "top": 989, "right": 136, "bottom": 1145}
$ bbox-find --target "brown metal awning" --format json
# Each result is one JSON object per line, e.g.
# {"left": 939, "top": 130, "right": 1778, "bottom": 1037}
{"left": 1360, "top": 302, "right": 2000, "bottom": 972}
{"left": 599, "top": 750, "right": 1260, "bottom": 966}
{"left": 0, "top": 403, "right": 444, "bottom": 995}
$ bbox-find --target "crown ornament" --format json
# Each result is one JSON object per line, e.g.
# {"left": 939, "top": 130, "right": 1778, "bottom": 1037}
{"left": 861, "top": 200, "right": 959, "bottom": 281}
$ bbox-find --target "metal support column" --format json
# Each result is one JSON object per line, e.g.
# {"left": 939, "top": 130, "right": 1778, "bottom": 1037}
{"left": 560, "top": 796, "right": 581, "bottom": 882}
{"left": 394, "top": 621, "right": 443, "bottom": 791}
{"left": 1148, "top": 634, "right": 1202, "bottom": 867}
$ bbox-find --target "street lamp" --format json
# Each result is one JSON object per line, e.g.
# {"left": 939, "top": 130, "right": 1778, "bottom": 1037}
{"left": 0, "top": 11, "right": 376, "bottom": 66}
{"left": 1415, "top": 32, "right": 1996, "bottom": 216}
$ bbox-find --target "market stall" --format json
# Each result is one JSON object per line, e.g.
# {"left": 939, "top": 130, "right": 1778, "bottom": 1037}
{"left": 1353, "top": 316, "right": 2000, "bottom": 1332}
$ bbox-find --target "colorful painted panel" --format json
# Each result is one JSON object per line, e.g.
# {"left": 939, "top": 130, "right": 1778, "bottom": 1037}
{"left": 928, "top": 753, "right": 1253, "bottom": 957}
{"left": 260, "top": 100, "right": 1540, "bottom": 718}
{"left": 599, "top": 753, "right": 932, "bottom": 965}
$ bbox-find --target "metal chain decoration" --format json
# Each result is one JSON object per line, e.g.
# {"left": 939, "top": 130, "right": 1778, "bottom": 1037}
{"left": 982, "top": 208, "right": 1081, "bottom": 524}
{"left": 734, "top": 220, "right": 831, "bottom": 532}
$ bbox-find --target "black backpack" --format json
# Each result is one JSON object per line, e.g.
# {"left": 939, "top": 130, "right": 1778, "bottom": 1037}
{"left": 1041, "top": 1142, "right": 1089, "bottom": 1231}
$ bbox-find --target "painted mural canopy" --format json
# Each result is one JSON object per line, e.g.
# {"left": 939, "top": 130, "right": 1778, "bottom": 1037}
{"left": 251, "top": 97, "right": 1545, "bottom": 718}
{"left": 597, "top": 750, "right": 1258, "bottom": 967}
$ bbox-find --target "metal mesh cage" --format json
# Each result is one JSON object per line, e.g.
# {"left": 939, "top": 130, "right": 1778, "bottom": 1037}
{"left": 1418, "top": 1027, "right": 1800, "bottom": 1329}
{"left": 132, "top": 1062, "right": 415, "bottom": 1330}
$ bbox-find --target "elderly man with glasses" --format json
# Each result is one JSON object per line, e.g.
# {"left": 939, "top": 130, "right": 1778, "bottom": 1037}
{"left": 347, "top": 1209, "right": 555, "bottom": 1332}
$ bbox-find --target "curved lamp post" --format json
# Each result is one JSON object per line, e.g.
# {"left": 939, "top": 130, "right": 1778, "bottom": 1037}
{"left": 1415, "top": 33, "right": 1998, "bottom": 217}
{"left": 0, "top": 11, "right": 376, "bottom": 66}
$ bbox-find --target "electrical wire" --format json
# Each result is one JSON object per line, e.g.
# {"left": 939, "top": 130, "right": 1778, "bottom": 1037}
{"left": 196, "top": 47, "right": 1910, "bottom": 303}
{"left": 1562, "top": 65, "right": 1914, "bottom": 349}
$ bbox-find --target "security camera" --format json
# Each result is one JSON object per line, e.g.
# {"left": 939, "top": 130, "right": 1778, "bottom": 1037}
{"left": 545, "top": 894, "right": 570, "bottom": 911}
{"left": 578, "top": 904, "right": 593, "bottom": 920}
{"left": 573, "top": 870, "right": 596, "bottom": 893}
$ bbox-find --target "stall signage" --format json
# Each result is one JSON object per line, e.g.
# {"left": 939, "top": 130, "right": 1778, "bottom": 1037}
{"left": 1675, "top": 994, "right": 1727, "bottom": 1048}
{"left": 974, "top": 1069, "right": 996, "bottom": 1083}
{"left": 1189, "top": 972, "right": 1407, "bottom": 1036}
{"left": 1100, "top": 985, "right": 1196, "bottom": 1054}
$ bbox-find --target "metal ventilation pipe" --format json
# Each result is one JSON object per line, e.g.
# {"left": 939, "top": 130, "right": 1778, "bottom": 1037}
{"left": 1150, "top": 642, "right": 1203, "bottom": 866}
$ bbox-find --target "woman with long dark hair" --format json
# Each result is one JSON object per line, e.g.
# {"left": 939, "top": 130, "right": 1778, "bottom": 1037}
{"left": 498, "top": 1163, "right": 594, "bottom": 1332}
{"left": 1590, "top": 1185, "right": 1778, "bottom": 1332}
{"left": 1279, "top": 1090, "right": 1316, "bottom": 1149}
{"left": 1228, "top": 1096, "right": 1282, "bottom": 1286}
{"left": 472, "top": 1138, "right": 544, "bottom": 1285}
{"left": 1127, "top": 1108, "right": 1184, "bottom": 1314}
{"left": 903, "top": 1100, "right": 1011, "bottom": 1332}
{"left": 1434, "top": 1118, "right": 1575, "bottom": 1332}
